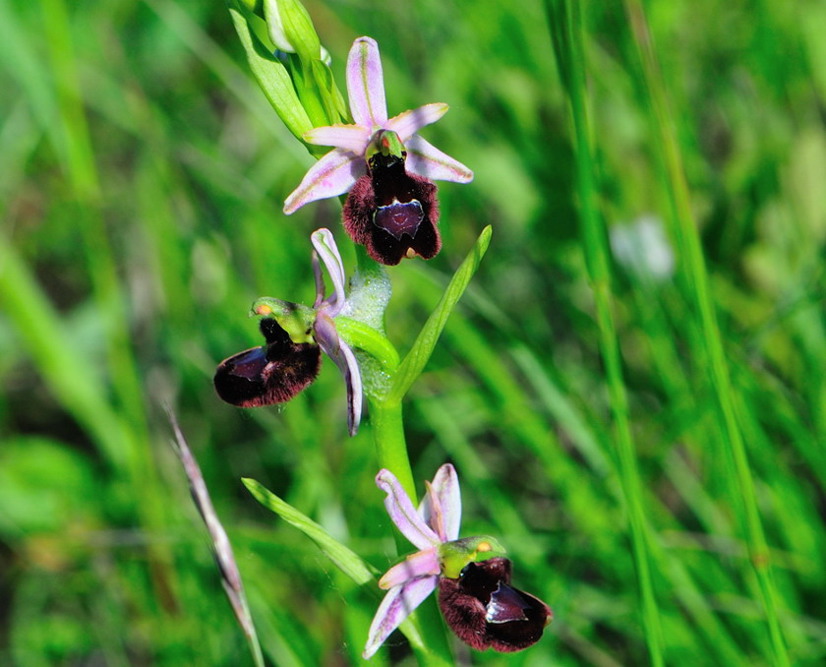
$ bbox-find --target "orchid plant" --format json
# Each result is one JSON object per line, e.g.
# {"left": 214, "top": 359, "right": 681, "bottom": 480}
{"left": 171, "top": 2, "right": 556, "bottom": 664}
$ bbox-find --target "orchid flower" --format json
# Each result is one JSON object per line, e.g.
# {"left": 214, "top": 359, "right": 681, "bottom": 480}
{"left": 213, "top": 228, "right": 363, "bottom": 435}
{"left": 364, "top": 464, "right": 553, "bottom": 658}
{"left": 363, "top": 464, "right": 503, "bottom": 658}
{"left": 284, "top": 36, "right": 473, "bottom": 265}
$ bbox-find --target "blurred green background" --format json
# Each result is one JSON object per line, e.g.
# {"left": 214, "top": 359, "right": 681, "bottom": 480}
{"left": 1, "top": 0, "right": 825, "bottom": 664}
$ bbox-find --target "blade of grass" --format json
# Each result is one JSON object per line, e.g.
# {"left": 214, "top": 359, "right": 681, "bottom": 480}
{"left": 38, "top": 0, "right": 177, "bottom": 611}
{"left": 0, "top": 238, "right": 127, "bottom": 469}
{"left": 622, "top": 1, "right": 790, "bottom": 663}
{"left": 545, "top": 1, "right": 664, "bottom": 663}
{"left": 170, "top": 415, "right": 264, "bottom": 667}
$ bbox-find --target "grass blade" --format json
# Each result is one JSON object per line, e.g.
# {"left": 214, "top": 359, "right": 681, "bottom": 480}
{"left": 622, "top": 1, "right": 790, "bottom": 663}
{"left": 545, "top": 1, "right": 665, "bottom": 663}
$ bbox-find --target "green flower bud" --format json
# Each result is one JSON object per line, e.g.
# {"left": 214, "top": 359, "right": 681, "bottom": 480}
{"left": 264, "top": 0, "right": 322, "bottom": 64}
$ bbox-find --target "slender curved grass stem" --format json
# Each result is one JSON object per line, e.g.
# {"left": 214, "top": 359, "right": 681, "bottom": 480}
{"left": 546, "top": 1, "right": 664, "bottom": 663}
{"left": 622, "top": 2, "right": 789, "bottom": 663}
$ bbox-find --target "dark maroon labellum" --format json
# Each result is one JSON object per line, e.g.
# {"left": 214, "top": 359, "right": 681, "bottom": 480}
{"left": 438, "top": 557, "right": 552, "bottom": 653}
{"left": 213, "top": 318, "right": 321, "bottom": 407}
{"left": 343, "top": 152, "right": 440, "bottom": 265}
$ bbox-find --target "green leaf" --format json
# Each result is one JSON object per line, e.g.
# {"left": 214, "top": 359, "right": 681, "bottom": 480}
{"left": 229, "top": 5, "right": 313, "bottom": 142}
{"left": 242, "top": 478, "right": 375, "bottom": 585}
{"left": 241, "top": 479, "right": 436, "bottom": 659}
{"left": 385, "top": 226, "right": 492, "bottom": 404}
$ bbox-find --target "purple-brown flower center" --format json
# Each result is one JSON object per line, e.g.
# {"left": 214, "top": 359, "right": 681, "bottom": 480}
{"left": 437, "top": 558, "right": 552, "bottom": 653}
{"left": 213, "top": 318, "right": 321, "bottom": 407}
{"left": 342, "top": 151, "right": 440, "bottom": 265}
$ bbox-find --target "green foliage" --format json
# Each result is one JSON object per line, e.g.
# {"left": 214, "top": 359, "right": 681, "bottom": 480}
{"left": 1, "top": 0, "right": 825, "bottom": 665}
{"left": 243, "top": 477, "right": 375, "bottom": 586}
{"left": 386, "top": 226, "right": 491, "bottom": 405}
{"left": 229, "top": 4, "right": 315, "bottom": 141}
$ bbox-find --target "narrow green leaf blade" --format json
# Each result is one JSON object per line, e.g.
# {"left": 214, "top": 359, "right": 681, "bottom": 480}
{"left": 386, "top": 226, "right": 492, "bottom": 404}
{"left": 242, "top": 478, "right": 374, "bottom": 585}
{"left": 242, "top": 479, "right": 436, "bottom": 658}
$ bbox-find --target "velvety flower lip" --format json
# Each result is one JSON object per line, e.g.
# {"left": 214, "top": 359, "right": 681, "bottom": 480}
{"left": 284, "top": 36, "right": 473, "bottom": 214}
{"left": 342, "top": 132, "right": 441, "bottom": 265}
{"left": 213, "top": 315, "right": 322, "bottom": 408}
{"left": 364, "top": 464, "right": 502, "bottom": 659}
{"left": 438, "top": 557, "right": 553, "bottom": 653}
{"left": 213, "top": 229, "right": 363, "bottom": 435}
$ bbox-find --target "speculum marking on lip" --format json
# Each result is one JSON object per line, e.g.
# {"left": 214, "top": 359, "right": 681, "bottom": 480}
{"left": 374, "top": 199, "right": 424, "bottom": 240}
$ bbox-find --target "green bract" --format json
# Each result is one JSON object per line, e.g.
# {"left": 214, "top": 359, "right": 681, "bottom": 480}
{"left": 229, "top": 0, "right": 345, "bottom": 139}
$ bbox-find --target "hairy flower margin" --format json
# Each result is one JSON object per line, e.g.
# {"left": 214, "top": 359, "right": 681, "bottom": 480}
{"left": 213, "top": 228, "right": 363, "bottom": 435}
{"left": 364, "top": 464, "right": 552, "bottom": 658}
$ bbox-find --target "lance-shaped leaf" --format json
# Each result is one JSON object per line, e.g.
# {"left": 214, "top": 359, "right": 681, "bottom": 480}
{"left": 242, "top": 478, "right": 431, "bottom": 656}
{"left": 243, "top": 478, "right": 374, "bottom": 585}
{"left": 385, "top": 225, "right": 492, "bottom": 404}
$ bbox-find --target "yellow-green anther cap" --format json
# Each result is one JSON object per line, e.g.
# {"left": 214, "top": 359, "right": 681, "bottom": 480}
{"left": 251, "top": 297, "right": 316, "bottom": 344}
{"left": 438, "top": 535, "right": 506, "bottom": 579}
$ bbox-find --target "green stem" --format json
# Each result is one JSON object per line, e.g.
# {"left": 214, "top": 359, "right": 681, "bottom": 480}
{"left": 368, "top": 397, "right": 416, "bottom": 501}
{"left": 354, "top": 240, "right": 378, "bottom": 275}
{"left": 546, "top": 1, "right": 664, "bottom": 664}
{"left": 368, "top": 397, "right": 454, "bottom": 666}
